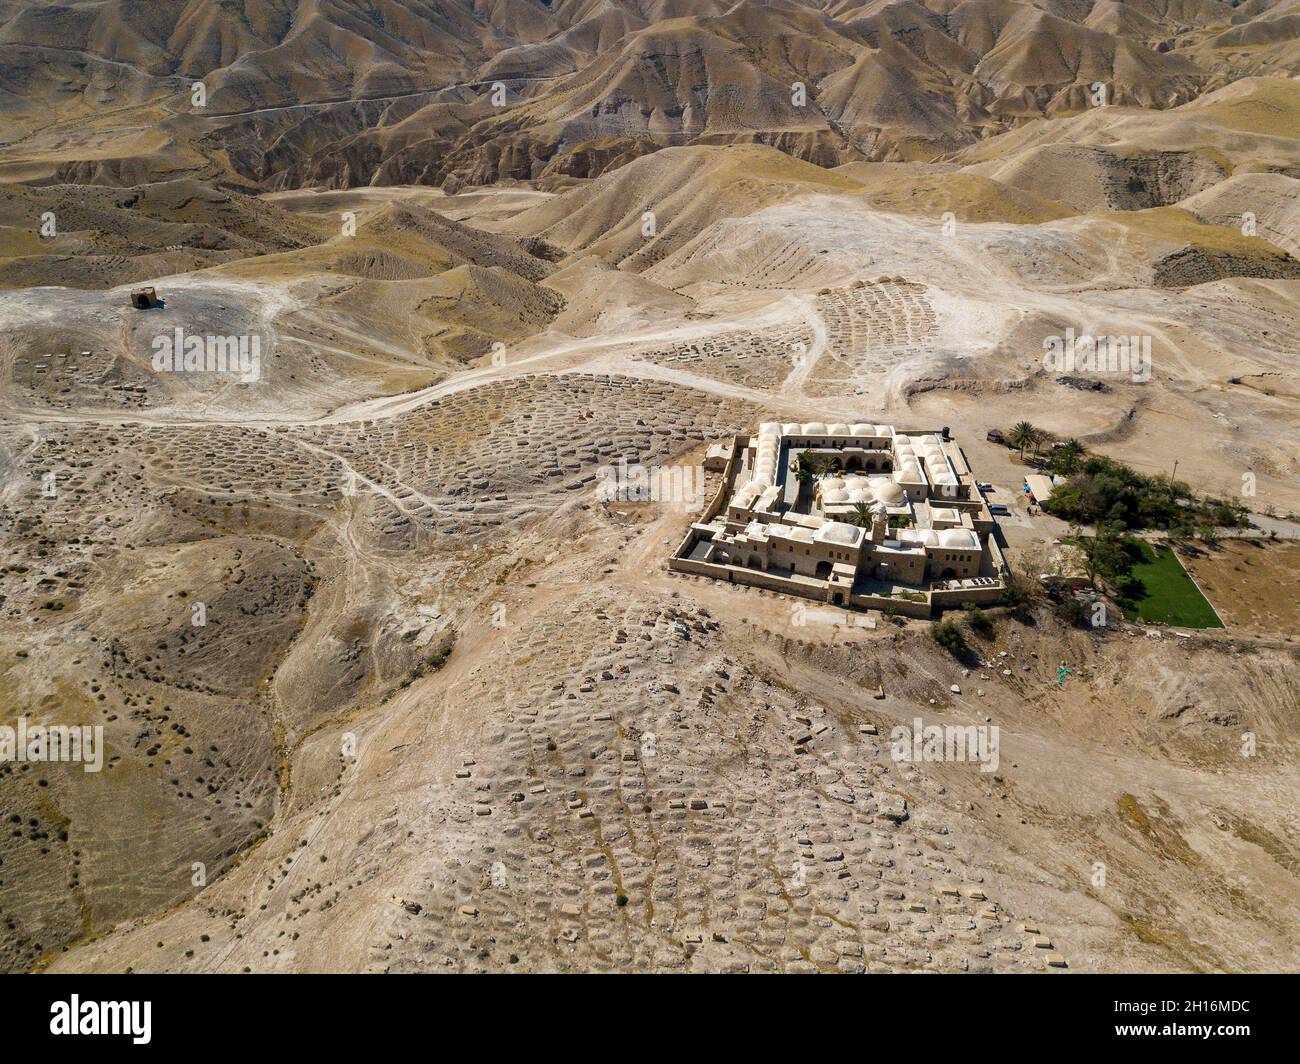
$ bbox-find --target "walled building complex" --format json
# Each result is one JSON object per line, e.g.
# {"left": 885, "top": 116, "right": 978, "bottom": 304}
{"left": 673, "top": 422, "right": 1006, "bottom": 616}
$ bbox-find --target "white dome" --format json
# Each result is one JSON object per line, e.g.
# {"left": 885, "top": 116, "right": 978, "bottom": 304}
{"left": 893, "top": 435, "right": 911, "bottom": 445}
{"left": 820, "top": 522, "right": 859, "bottom": 546}
{"left": 823, "top": 488, "right": 849, "bottom": 504}
{"left": 850, "top": 423, "right": 874, "bottom": 435}
{"left": 938, "top": 528, "right": 978, "bottom": 549}
{"left": 802, "top": 422, "right": 827, "bottom": 435}
{"left": 822, "top": 477, "right": 845, "bottom": 490}
{"left": 828, "top": 423, "right": 850, "bottom": 435}
{"left": 874, "top": 481, "right": 906, "bottom": 505}
{"left": 847, "top": 488, "right": 871, "bottom": 503}
{"left": 782, "top": 422, "right": 801, "bottom": 435}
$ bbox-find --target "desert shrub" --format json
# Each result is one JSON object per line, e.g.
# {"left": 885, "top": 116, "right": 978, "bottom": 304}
{"left": 931, "top": 619, "right": 966, "bottom": 654}
{"left": 1056, "top": 595, "right": 1089, "bottom": 628}
{"left": 999, "top": 571, "right": 1039, "bottom": 611}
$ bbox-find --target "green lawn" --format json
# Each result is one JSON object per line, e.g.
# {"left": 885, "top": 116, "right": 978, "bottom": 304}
{"left": 1118, "top": 541, "right": 1223, "bottom": 629}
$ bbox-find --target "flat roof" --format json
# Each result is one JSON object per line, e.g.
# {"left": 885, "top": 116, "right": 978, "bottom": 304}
{"left": 1025, "top": 474, "right": 1055, "bottom": 502}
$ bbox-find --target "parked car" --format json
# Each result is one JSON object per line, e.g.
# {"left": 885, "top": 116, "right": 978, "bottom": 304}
{"left": 988, "top": 503, "right": 1011, "bottom": 515}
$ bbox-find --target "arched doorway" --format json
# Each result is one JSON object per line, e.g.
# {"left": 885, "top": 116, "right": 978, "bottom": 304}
{"left": 815, "top": 560, "right": 833, "bottom": 579}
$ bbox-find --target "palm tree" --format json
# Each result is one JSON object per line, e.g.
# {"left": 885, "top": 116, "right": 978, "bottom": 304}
{"left": 1054, "top": 437, "right": 1085, "bottom": 475}
{"left": 1008, "top": 421, "right": 1038, "bottom": 461}
{"left": 848, "top": 502, "right": 874, "bottom": 528}
{"left": 793, "top": 453, "right": 815, "bottom": 498}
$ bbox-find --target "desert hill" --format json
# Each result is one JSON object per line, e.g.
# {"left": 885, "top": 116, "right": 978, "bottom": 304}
{"left": 0, "top": 178, "right": 328, "bottom": 287}
{"left": 506, "top": 143, "right": 864, "bottom": 268}
{"left": 1179, "top": 170, "right": 1300, "bottom": 255}
{"left": 1, "top": 1, "right": 1296, "bottom": 190}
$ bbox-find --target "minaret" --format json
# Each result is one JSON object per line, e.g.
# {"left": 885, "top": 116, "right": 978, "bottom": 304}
{"left": 870, "top": 500, "right": 888, "bottom": 544}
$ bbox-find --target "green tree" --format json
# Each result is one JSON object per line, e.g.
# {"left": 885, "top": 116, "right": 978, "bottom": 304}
{"left": 795, "top": 451, "right": 835, "bottom": 483}
{"left": 1028, "top": 427, "right": 1052, "bottom": 460}
{"left": 1050, "top": 438, "right": 1085, "bottom": 476}
{"left": 1075, "top": 525, "right": 1132, "bottom": 589}
{"left": 1007, "top": 421, "right": 1038, "bottom": 461}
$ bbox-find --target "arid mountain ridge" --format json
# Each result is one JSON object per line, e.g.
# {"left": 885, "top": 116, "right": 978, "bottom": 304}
{"left": 0, "top": 0, "right": 1297, "bottom": 191}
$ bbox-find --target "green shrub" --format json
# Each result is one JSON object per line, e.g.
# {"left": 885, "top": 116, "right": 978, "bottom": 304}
{"left": 1045, "top": 455, "right": 1249, "bottom": 532}
{"left": 931, "top": 619, "right": 966, "bottom": 654}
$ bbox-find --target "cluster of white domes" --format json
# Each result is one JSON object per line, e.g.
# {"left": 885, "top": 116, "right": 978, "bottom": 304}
{"left": 892, "top": 439, "right": 924, "bottom": 483}
{"left": 916, "top": 434, "right": 958, "bottom": 487}
{"left": 748, "top": 423, "right": 960, "bottom": 501}
{"left": 897, "top": 527, "right": 978, "bottom": 550}
{"left": 899, "top": 529, "right": 939, "bottom": 547}
{"left": 819, "top": 476, "right": 907, "bottom": 507}
{"left": 752, "top": 422, "right": 782, "bottom": 486}
{"left": 781, "top": 423, "right": 893, "bottom": 439}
